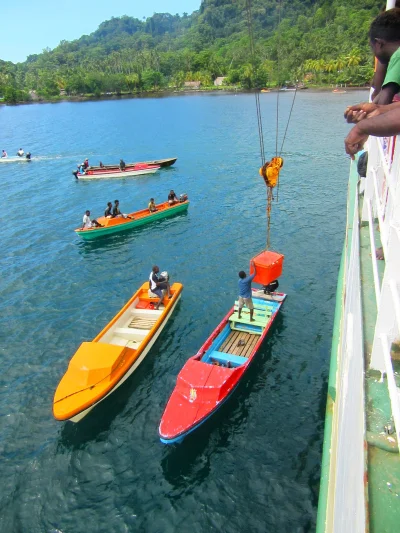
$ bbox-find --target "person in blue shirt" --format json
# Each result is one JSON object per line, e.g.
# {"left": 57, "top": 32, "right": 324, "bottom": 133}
{"left": 238, "top": 260, "right": 256, "bottom": 322}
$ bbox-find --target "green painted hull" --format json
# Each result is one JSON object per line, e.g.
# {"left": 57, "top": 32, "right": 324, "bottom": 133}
{"left": 76, "top": 202, "right": 189, "bottom": 240}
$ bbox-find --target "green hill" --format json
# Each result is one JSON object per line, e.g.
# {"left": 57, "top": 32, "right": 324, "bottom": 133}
{"left": 0, "top": 0, "right": 382, "bottom": 103}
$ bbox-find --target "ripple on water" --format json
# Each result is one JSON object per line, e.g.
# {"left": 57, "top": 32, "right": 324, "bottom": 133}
{"left": 0, "top": 91, "right": 362, "bottom": 533}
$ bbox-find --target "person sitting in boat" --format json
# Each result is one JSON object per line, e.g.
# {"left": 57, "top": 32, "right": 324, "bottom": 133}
{"left": 16, "top": 148, "right": 24, "bottom": 157}
{"left": 1, "top": 150, "right": 7, "bottom": 158}
{"left": 25, "top": 152, "right": 32, "bottom": 160}
{"left": 112, "top": 200, "right": 132, "bottom": 219}
{"left": 168, "top": 190, "right": 179, "bottom": 205}
{"left": 119, "top": 159, "right": 126, "bottom": 171}
{"left": 237, "top": 261, "right": 256, "bottom": 322}
{"left": 149, "top": 265, "right": 171, "bottom": 310}
{"left": 148, "top": 198, "right": 158, "bottom": 212}
{"left": 99, "top": 161, "right": 104, "bottom": 168}
{"left": 81, "top": 210, "right": 103, "bottom": 230}
{"left": 104, "top": 202, "right": 113, "bottom": 218}
{"left": 79, "top": 164, "right": 85, "bottom": 174}
{"left": 83, "top": 158, "right": 89, "bottom": 169}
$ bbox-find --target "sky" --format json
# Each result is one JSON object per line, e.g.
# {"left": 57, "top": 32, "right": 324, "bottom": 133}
{"left": 1, "top": 1, "right": 201, "bottom": 63}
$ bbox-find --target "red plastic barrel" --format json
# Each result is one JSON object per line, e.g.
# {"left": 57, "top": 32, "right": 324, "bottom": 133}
{"left": 250, "top": 250, "right": 284, "bottom": 285}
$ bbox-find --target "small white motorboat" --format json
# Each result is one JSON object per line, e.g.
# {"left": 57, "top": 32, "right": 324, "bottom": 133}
{"left": 0, "top": 156, "right": 32, "bottom": 163}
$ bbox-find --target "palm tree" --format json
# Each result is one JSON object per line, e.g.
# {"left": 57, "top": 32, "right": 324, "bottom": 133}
{"left": 346, "top": 50, "right": 361, "bottom": 68}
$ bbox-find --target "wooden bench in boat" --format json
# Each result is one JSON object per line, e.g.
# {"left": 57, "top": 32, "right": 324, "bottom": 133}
{"left": 209, "top": 350, "right": 247, "bottom": 367}
{"left": 114, "top": 327, "right": 148, "bottom": 338}
{"left": 229, "top": 311, "right": 269, "bottom": 334}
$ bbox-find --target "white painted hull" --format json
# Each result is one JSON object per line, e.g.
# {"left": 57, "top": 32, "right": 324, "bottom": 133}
{"left": 0, "top": 157, "right": 32, "bottom": 163}
{"left": 69, "top": 294, "right": 181, "bottom": 422}
{"left": 77, "top": 168, "right": 158, "bottom": 180}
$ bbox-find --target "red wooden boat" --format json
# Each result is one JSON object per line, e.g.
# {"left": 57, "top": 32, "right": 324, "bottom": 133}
{"left": 159, "top": 289, "right": 286, "bottom": 443}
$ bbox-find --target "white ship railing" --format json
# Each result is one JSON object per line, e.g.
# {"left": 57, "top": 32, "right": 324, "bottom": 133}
{"left": 362, "top": 133, "right": 400, "bottom": 449}
{"left": 329, "top": 181, "right": 365, "bottom": 533}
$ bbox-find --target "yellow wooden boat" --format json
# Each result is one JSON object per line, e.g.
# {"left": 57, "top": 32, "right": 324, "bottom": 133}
{"left": 53, "top": 281, "right": 183, "bottom": 422}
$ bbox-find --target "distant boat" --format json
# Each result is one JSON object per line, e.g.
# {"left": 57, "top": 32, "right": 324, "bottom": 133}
{"left": 88, "top": 157, "right": 177, "bottom": 171}
{"left": 0, "top": 156, "right": 32, "bottom": 163}
{"left": 75, "top": 199, "right": 189, "bottom": 240}
{"left": 280, "top": 86, "right": 296, "bottom": 92}
{"left": 260, "top": 88, "right": 271, "bottom": 93}
{"left": 159, "top": 289, "right": 286, "bottom": 444}
{"left": 332, "top": 88, "right": 347, "bottom": 94}
{"left": 74, "top": 163, "right": 160, "bottom": 180}
{"left": 53, "top": 281, "right": 184, "bottom": 422}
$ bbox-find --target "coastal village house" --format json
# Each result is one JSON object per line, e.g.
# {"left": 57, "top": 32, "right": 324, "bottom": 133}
{"left": 214, "top": 77, "right": 227, "bottom": 86}
{"left": 184, "top": 81, "right": 201, "bottom": 89}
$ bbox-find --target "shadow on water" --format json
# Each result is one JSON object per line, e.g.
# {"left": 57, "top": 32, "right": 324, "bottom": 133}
{"left": 58, "top": 304, "right": 182, "bottom": 449}
{"left": 161, "top": 314, "right": 286, "bottom": 489}
{"left": 75, "top": 210, "right": 190, "bottom": 255}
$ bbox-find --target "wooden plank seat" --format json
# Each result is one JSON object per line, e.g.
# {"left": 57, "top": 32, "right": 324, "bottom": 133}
{"left": 210, "top": 350, "right": 247, "bottom": 368}
{"left": 114, "top": 327, "right": 147, "bottom": 338}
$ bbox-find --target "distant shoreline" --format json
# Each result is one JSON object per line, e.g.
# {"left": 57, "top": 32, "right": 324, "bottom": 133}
{"left": 0, "top": 86, "right": 370, "bottom": 106}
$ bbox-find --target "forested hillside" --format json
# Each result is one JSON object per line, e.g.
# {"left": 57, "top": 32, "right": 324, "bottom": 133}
{"left": 0, "top": 0, "right": 382, "bottom": 103}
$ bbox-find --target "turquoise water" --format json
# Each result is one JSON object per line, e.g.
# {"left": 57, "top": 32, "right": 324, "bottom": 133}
{"left": 0, "top": 91, "right": 364, "bottom": 533}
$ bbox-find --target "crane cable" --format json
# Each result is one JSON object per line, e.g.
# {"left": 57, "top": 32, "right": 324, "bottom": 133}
{"left": 245, "top": 0, "right": 297, "bottom": 249}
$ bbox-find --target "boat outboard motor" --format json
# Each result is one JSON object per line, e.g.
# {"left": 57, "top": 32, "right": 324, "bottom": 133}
{"left": 72, "top": 169, "right": 79, "bottom": 179}
{"left": 263, "top": 279, "right": 279, "bottom": 294}
{"left": 160, "top": 271, "right": 169, "bottom": 281}
{"left": 179, "top": 193, "right": 188, "bottom": 202}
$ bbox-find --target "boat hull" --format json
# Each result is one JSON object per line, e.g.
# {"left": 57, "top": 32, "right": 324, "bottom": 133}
{"left": 70, "top": 293, "right": 182, "bottom": 422}
{"left": 75, "top": 201, "right": 189, "bottom": 240}
{"left": 53, "top": 282, "right": 183, "bottom": 422}
{"left": 76, "top": 166, "right": 158, "bottom": 179}
{"left": 0, "top": 157, "right": 32, "bottom": 163}
{"left": 88, "top": 157, "right": 177, "bottom": 172}
{"left": 159, "top": 293, "right": 286, "bottom": 443}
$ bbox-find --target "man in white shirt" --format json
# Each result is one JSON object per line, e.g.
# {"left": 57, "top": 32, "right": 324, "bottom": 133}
{"left": 81, "top": 210, "right": 102, "bottom": 229}
{"left": 149, "top": 265, "right": 171, "bottom": 310}
{"left": 17, "top": 148, "right": 24, "bottom": 157}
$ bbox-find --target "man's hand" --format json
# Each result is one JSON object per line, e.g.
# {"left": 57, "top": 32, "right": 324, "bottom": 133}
{"left": 344, "top": 103, "right": 379, "bottom": 123}
{"left": 344, "top": 125, "right": 369, "bottom": 160}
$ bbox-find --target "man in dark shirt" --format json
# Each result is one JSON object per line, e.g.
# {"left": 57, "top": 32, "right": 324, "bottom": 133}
{"left": 168, "top": 190, "right": 179, "bottom": 205}
{"left": 104, "top": 202, "right": 113, "bottom": 218}
{"left": 238, "top": 260, "right": 256, "bottom": 321}
{"left": 112, "top": 200, "right": 132, "bottom": 219}
{"left": 119, "top": 159, "right": 126, "bottom": 171}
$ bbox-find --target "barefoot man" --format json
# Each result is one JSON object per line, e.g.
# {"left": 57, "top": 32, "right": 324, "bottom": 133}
{"left": 149, "top": 265, "right": 171, "bottom": 310}
{"left": 238, "top": 260, "right": 256, "bottom": 322}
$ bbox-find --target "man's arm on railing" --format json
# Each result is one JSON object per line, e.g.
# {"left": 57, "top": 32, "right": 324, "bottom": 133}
{"left": 345, "top": 105, "right": 400, "bottom": 158}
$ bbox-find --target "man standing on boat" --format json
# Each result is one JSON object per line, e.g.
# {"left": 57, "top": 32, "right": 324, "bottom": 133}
{"left": 149, "top": 265, "right": 171, "bottom": 310}
{"left": 238, "top": 261, "right": 256, "bottom": 322}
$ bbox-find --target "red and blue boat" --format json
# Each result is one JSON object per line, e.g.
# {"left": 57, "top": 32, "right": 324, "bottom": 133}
{"left": 159, "top": 287, "right": 286, "bottom": 444}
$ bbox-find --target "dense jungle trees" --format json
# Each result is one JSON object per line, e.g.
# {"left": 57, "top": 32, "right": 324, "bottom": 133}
{"left": 0, "top": 0, "right": 383, "bottom": 103}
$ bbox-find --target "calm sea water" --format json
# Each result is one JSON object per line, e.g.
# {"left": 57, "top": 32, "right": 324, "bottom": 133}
{"left": 0, "top": 90, "right": 365, "bottom": 533}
